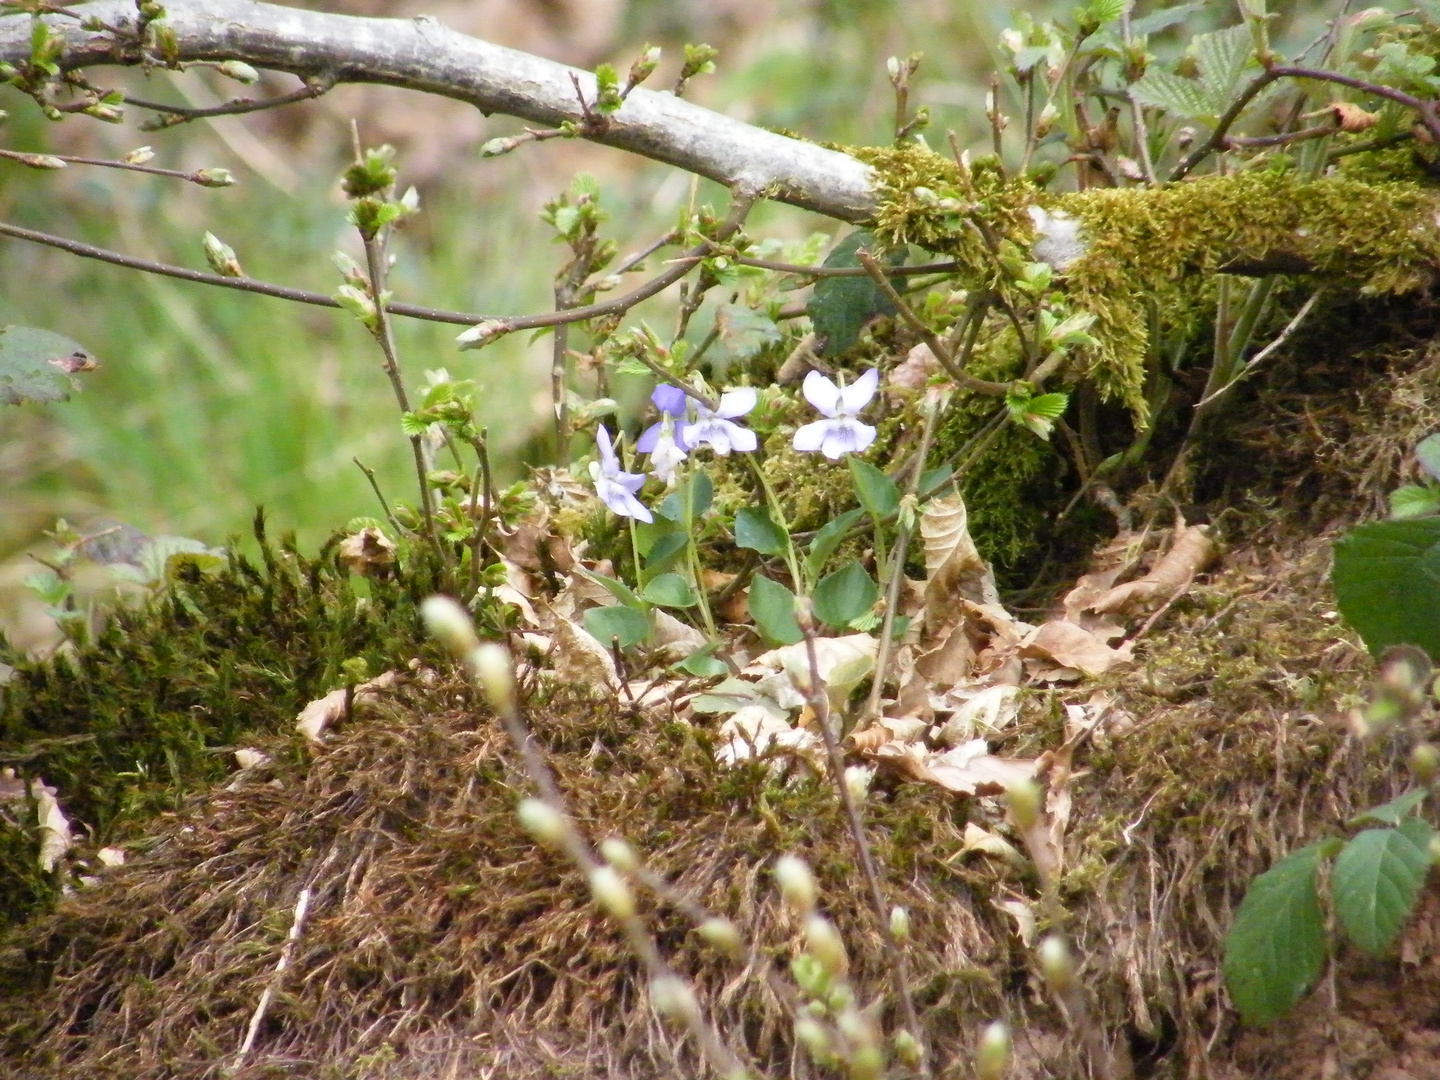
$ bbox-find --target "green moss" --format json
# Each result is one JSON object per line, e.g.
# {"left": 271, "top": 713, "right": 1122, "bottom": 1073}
{"left": 0, "top": 515, "right": 453, "bottom": 928}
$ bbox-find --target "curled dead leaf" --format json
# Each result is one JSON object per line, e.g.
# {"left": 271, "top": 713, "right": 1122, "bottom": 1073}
{"left": 1088, "top": 524, "right": 1214, "bottom": 615}
{"left": 1021, "top": 620, "right": 1133, "bottom": 678}
{"left": 847, "top": 715, "right": 929, "bottom": 753}
{"left": 295, "top": 670, "right": 402, "bottom": 744}
{"left": 1328, "top": 101, "right": 1379, "bottom": 132}
{"left": 921, "top": 495, "right": 999, "bottom": 635}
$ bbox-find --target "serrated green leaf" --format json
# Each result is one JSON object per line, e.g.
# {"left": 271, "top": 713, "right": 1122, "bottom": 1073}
{"left": 1129, "top": 2, "right": 1207, "bottom": 37}
{"left": 1332, "top": 517, "right": 1440, "bottom": 659}
{"left": 640, "top": 572, "right": 698, "bottom": 608}
{"left": 807, "top": 230, "right": 904, "bottom": 357}
{"left": 1195, "top": 25, "right": 1253, "bottom": 107}
{"left": 812, "top": 562, "right": 879, "bottom": 629}
{"left": 0, "top": 326, "right": 98, "bottom": 406}
{"left": 1078, "top": 0, "right": 1126, "bottom": 29}
{"left": 1222, "top": 842, "right": 1329, "bottom": 1025}
{"left": 1417, "top": 434, "right": 1440, "bottom": 481}
{"left": 748, "top": 575, "right": 803, "bottom": 645}
{"left": 805, "top": 508, "right": 866, "bottom": 581}
{"left": 848, "top": 457, "right": 899, "bottom": 519}
{"left": 583, "top": 605, "right": 651, "bottom": 649}
{"left": 735, "top": 506, "right": 789, "bottom": 556}
{"left": 1333, "top": 821, "right": 1434, "bottom": 955}
{"left": 1390, "top": 484, "right": 1440, "bottom": 520}
{"left": 1130, "top": 69, "right": 1216, "bottom": 117}
{"left": 1352, "top": 788, "right": 1427, "bottom": 827}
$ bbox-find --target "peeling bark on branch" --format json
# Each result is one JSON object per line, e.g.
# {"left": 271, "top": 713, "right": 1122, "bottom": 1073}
{"left": 0, "top": 0, "right": 879, "bottom": 222}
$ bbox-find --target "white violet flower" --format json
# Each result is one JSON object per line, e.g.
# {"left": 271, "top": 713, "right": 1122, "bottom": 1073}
{"left": 792, "top": 368, "right": 879, "bottom": 459}
{"left": 589, "top": 425, "right": 653, "bottom": 522}
{"left": 683, "top": 388, "right": 759, "bottom": 456}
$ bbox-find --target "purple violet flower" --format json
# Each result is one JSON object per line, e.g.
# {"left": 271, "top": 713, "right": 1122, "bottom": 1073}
{"left": 683, "top": 388, "right": 758, "bottom": 456}
{"left": 636, "top": 384, "right": 691, "bottom": 487}
{"left": 589, "top": 424, "right": 653, "bottom": 522}
{"left": 792, "top": 368, "right": 879, "bottom": 460}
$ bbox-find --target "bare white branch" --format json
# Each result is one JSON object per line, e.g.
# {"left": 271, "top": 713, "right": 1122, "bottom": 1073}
{"left": 0, "top": 0, "right": 879, "bottom": 221}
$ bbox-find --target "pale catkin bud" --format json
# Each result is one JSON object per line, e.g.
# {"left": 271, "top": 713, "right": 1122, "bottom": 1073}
{"left": 889, "top": 905, "right": 911, "bottom": 942}
{"left": 698, "top": 918, "right": 744, "bottom": 958}
{"left": 468, "top": 643, "right": 516, "bottom": 714}
{"left": 599, "top": 837, "right": 639, "bottom": 873}
{"left": 1412, "top": 743, "right": 1440, "bottom": 784}
{"left": 775, "top": 855, "right": 818, "bottom": 916}
{"left": 648, "top": 975, "right": 699, "bottom": 1022}
{"left": 588, "top": 865, "right": 636, "bottom": 921}
{"left": 420, "top": 595, "right": 480, "bottom": 657}
{"left": 516, "top": 798, "right": 567, "bottom": 848}
{"left": 975, "top": 1020, "right": 1012, "bottom": 1080}
{"left": 848, "top": 1045, "right": 884, "bottom": 1080}
{"left": 1038, "top": 934, "right": 1075, "bottom": 995}
{"left": 804, "top": 915, "right": 849, "bottom": 978}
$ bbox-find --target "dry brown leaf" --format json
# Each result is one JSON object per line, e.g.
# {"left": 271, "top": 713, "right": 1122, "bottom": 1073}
{"left": 921, "top": 495, "right": 999, "bottom": 636}
{"left": 1089, "top": 524, "right": 1215, "bottom": 615}
{"left": 888, "top": 342, "right": 942, "bottom": 399}
{"left": 1021, "top": 620, "right": 1133, "bottom": 677}
{"left": 703, "top": 570, "right": 749, "bottom": 624}
{"left": 548, "top": 610, "right": 619, "bottom": 690}
{"left": 1329, "top": 101, "right": 1379, "bottom": 132}
{"left": 34, "top": 783, "right": 71, "bottom": 873}
{"left": 295, "top": 670, "right": 402, "bottom": 744}
{"left": 935, "top": 683, "right": 1020, "bottom": 746}
{"left": 498, "top": 504, "right": 574, "bottom": 576}
{"left": 847, "top": 715, "right": 929, "bottom": 752}
{"left": 913, "top": 621, "right": 976, "bottom": 687}
{"left": 958, "top": 823, "right": 1027, "bottom": 868}
{"left": 874, "top": 738, "right": 1037, "bottom": 797}
{"left": 753, "top": 634, "right": 877, "bottom": 705}
{"left": 717, "top": 705, "right": 822, "bottom": 770}
{"left": 337, "top": 527, "right": 396, "bottom": 578}
{"left": 651, "top": 609, "right": 707, "bottom": 662}
{"left": 996, "top": 897, "right": 1038, "bottom": 945}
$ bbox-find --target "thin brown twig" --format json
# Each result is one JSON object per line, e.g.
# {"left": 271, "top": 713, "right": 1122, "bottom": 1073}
{"left": 795, "top": 609, "right": 932, "bottom": 1079}
{"left": 855, "top": 250, "right": 1009, "bottom": 397}
{"left": 126, "top": 75, "right": 334, "bottom": 126}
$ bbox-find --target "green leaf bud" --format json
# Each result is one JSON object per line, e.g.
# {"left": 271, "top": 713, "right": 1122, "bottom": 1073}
{"left": 456, "top": 319, "right": 510, "bottom": 351}
{"left": 1412, "top": 743, "right": 1440, "bottom": 785}
{"left": 202, "top": 232, "right": 244, "bottom": 277}
{"left": 1007, "top": 778, "right": 1042, "bottom": 832}
{"left": 793, "top": 1015, "right": 832, "bottom": 1063}
{"left": 122, "top": 146, "right": 154, "bottom": 165}
{"left": 215, "top": 60, "right": 259, "bottom": 84}
{"left": 892, "top": 1028, "right": 921, "bottom": 1066}
{"left": 16, "top": 153, "right": 65, "bottom": 170}
{"left": 190, "top": 168, "right": 236, "bottom": 188}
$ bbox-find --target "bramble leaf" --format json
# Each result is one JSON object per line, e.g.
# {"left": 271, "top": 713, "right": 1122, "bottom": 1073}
{"left": 1333, "top": 819, "right": 1434, "bottom": 956}
{"left": 0, "top": 326, "right": 98, "bottom": 406}
{"left": 807, "top": 230, "right": 903, "bottom": 357}
{"left": 1332, "top": 517, "right": 1440, "bottom": 659}
{"left": 1222, "top": 842, "right": 1330, "bottom": 1025}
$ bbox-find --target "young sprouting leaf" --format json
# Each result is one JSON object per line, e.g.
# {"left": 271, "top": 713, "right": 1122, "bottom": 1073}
{"left": 1222, "top": 841, "right": 1330, "bottom": 1025}
{"left": 735, "top": 506, "right": 789, "bottom": 556}
{"left": 1352, "top": 788, "right": 1427, "bottom": 827}
{"left": 640, "top": 573, "right": 698, "bottom": 609}
{"left": 657, "top": 471, "right": 714, "bottom": 523}
{"left": 807, "top": 230, "right": 904, "bottom": 357}
{"left": 848, "top": 457, "right": 899, "bottom": 519}
{"left": 0, "top": 326, "right": 98, "bottom": 406}
{"left": 1332, "top": 517, "right": 1440, "bottom": 659}
{"left": 583, "top": 605, "right": 651, "bottom": 649}
{"left": 1390, "top": 483, "right": 1440, "bottom": 520}
{"left": 748, "top": 574, "right": 804, "bottom": 645}
{"left": 805, "top": 508, "right": 866, "bottom": 581}
{"left": 1416, "top": 434, "right": 1440, "bottom": 481}
{"left": 1333, "top": 819, "right": 1435, "bottom": 956}
{"left": 812, "top": 562, "right": 879, "bottom": 629}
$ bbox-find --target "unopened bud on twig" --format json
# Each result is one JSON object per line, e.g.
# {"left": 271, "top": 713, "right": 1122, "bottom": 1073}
{"left": 1006, "top": 778, "right": 1042, "bottom": 832}
{"left": 421, "top": 595, "right": 480, "bottom": 657}
{"left": 599, "top": 837, "right": 639, "bottom": 873}
{"left": 889, "top": 905, "right": 911, "bottom": 942}
{"left": 975, "top": 1020, "right": 1012, "bottom": 1080}
{"left": 468, "top": 642, "right": 516, "bottom": 714}
{"left": 1038, "top": 934, "right": 1075, "bottom": 995}
{"left": 649, "top": 975, "right": 700, "bottom": 1022}
{"left": 775, "top": 854, "right": 818, "bottom": 915}
{"left": 516, "top": 797, "right": 567, "bottom": 848}
{"left": 698, "top": 918, "right": 744, "bottom": 958}
{"left": 804, "top": 915, "right": 849, "bottom": 978}
{"left": 589, "top": 865, "right": 636, "bottom": 920}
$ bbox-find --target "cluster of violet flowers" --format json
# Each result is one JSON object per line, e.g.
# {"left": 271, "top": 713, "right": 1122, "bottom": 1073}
{"left": 590, "top": 368, "right": 880, "bottom": 523}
